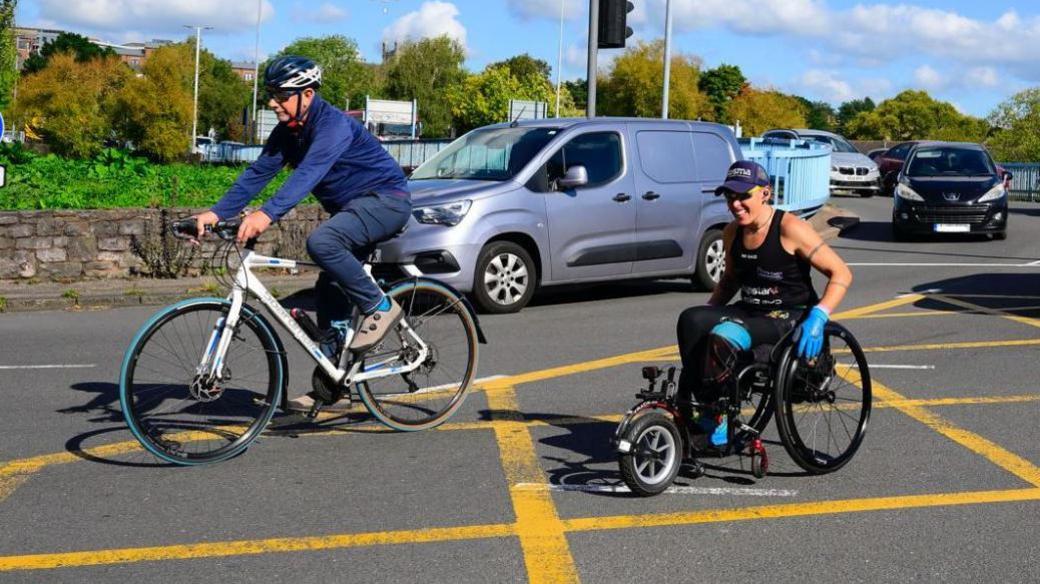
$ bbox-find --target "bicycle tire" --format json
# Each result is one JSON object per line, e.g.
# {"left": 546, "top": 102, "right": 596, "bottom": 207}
{"left": 119, "top": 298, "right": 284, "bottom": 465}
{"left": 773, "top": 322, "right": 871, "bottom": 474}
{"left": 355, "top": 279, "right": 479, "bottom": 431}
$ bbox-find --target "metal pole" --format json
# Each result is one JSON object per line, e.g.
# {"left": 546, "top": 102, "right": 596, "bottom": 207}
{"left": 662, "top": 0, "right": 673, "bottom": 119}
{"left": 251, "top": 0, "right": 262, "bottom": 144}
{"left": 185, "top": 25, "right": 204, "bottom": 155}
{"left": 586, "top": 0, "right": 598, "bottom": 118}
{"left": 555, "top": 0, "right": 564, "bottom": 117}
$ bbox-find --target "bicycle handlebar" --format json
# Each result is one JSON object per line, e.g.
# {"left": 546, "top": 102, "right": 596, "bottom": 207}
{"left": 170, "top": 217, "right": 242, "bottom": 241}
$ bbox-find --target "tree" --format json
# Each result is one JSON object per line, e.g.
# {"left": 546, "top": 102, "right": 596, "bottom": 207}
{"left": 0, "top": 0, "right": 16, "bottom": 110}
{"left": 268, "top": 35, "right": 377, "bottom": 111}
{"left": 488, "top": 54, "right": 552, "bottom": 82}
{"left": 836, "top": 97, "right": 875, "bottom": 135}
{"left": 113, "top": 43, "right": 194, "bottom": 161}
{"left": 794, "top": 97, "right": 836, "bottom": 131}
{"left": 12, "top": 53, "right": 130, "bottom": 157}
{"left": 21, "top": 32, "right": 115, "bottom": 75}
{"left": 845, "top": 90, "right": 987, "bottom": 142}
{"left": 563, "top": 79, "right": 587, "bottom": 112}
{"left": 986, "top": 88, "right": 1040, "bottom": 162}
{"left": 384, "top": 36, "right": 467, "bottom": 138}
{"left": 598, "top": 40, "right": 711, "bottom": 120}
{"left": 449, "top": 64, "right": 557, "bottom": 133}
{"left": 197, "top": 50, "right": 251, "bottom": 141}
{"left": 727, "top": 87, "right": 808, "bottom": 136}
{"left": 698, "top": 63, "right": 746, "bottom": 123}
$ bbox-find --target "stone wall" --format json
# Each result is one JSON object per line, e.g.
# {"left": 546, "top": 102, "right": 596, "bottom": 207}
{"left": 0, "top": 206, "right": 329, "bottom": 282}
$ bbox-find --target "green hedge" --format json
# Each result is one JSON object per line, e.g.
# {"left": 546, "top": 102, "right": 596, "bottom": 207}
{"left": 0, "top": 145, "right": 296, "bottom": 210}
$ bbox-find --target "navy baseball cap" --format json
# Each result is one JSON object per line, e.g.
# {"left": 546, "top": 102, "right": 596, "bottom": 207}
{"left": 715, "top": 160, "right": 770, "bottom": 196}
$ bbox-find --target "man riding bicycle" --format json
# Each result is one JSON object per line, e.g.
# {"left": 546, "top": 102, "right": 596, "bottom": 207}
{"left": 193, "top": 55, "right": 412, "bottom": 412}
{"left": 676, "top": 160, "right": 853, "bottom": 448}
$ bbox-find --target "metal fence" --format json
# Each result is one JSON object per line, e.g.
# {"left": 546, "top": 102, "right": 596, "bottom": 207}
{"left": 1000, "top": 162, "right": 1040, "bottom": 202}
{"left": 740, "top": 138, "right": 832, "bottom": 216}
{"left": 199, "top": 139, "right": 452, "bottom": 170}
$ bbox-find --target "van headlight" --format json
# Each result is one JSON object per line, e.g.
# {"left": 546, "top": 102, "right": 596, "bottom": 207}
{"left": 413, "top": 200, "right": 472, "bottom": 226}
{"left": 977, "top": 184, "right": 1006, "bottom": 203}
{"left": 895, "top": 183, "right": 924, "bottom": 202}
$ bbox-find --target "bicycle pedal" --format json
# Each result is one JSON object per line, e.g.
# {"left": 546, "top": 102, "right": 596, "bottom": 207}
{"left": 306, "top": 402, "right": 323, "bottom": 419}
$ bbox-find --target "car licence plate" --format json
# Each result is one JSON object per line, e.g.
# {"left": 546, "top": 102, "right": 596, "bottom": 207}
{"left": 934, "top": 224, "right": 970, "bottom": 233}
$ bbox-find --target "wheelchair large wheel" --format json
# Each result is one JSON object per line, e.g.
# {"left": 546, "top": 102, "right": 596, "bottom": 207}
{"left": 619, "top": 411, "right": 683, "bottom": 496}
{"left": 773, "top": 322, "right": 871, "bottom": 474}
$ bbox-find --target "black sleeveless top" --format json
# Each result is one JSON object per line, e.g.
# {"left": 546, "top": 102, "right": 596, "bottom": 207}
{"left": 732, "top": 209, "right": 818, "bottom": 310}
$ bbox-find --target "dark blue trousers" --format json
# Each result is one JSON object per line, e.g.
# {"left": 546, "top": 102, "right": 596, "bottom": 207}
{"left": 306, "top": 191, "right": 411, "bottom": 328}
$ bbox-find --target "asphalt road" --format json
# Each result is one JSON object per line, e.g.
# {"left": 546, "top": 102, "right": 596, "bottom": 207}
{"left": 1, "top": 195, "right": 1039, "bottom": 583}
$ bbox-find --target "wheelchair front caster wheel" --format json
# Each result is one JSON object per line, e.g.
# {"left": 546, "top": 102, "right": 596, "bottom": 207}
{"left": 749, "top": 439, "right": 768, "bottom": 479}
{"left": 618, "top": 412, "right": 682, "bottom": 497}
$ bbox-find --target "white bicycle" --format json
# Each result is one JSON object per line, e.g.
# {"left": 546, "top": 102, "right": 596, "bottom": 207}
{"left": 119, "top": 218, "right": 486, "bottom": 465}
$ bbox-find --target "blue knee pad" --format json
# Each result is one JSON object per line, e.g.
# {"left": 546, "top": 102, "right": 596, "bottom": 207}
{"left": 709, "top": 321, "right": 751, "bottom": 351}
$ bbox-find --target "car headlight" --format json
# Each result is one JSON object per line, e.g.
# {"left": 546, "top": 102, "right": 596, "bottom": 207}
{"left": 412, "top": 200, "right": 473, "bottom": 226}
{"left": 977, "top": 184, "right": 1006, "bottom": 203}
{"left": 895, "top": 183, "right": 924, "bottom": 202}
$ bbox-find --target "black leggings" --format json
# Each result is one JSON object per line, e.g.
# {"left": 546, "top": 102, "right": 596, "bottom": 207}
{"left": 676, "top": 304, "right": 802, "bottom": 405}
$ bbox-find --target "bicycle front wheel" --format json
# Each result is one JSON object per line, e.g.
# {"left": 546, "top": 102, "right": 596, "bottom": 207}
{"left": 119, "top": 298, "right": 284, "bottom": 465}
{"left": 774, "top": 322, "right": 871, "bottom": 474}
{"left": 356, "top": 280, "right": 479, "bottom": 431}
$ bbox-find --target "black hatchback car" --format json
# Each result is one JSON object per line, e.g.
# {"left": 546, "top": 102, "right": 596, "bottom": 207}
{"left": 892, "top": 142, "right": 1008, "bottom": 240}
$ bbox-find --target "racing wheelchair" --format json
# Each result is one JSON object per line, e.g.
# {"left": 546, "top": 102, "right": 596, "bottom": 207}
{"left": 613, "top": 321, "right": 871, "bottom": 496}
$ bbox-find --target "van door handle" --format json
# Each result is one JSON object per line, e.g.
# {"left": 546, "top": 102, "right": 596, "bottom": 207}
{"left": 613, "top": 193, "right": 632, "bottom": 203}
{"left": 642, "top": 191, "right": 661, "bottom": 200}
{"left": 701, "top": 187, "right": 716, "bottom": 194}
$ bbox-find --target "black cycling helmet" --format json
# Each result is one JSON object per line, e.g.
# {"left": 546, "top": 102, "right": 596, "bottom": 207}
{"left": 264, "top": 55, "right": 323, "bottom": 91}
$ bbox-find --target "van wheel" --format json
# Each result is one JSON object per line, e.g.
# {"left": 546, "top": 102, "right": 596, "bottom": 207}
{"left": 693, "top": 229, "right": 724, "bottom": 291}
{"left": 472, "top": 241, "right": 536, "bottom": 314}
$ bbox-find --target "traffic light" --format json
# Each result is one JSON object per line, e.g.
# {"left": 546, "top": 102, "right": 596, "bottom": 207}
{"left": 598, "top": 0, "right": 634, "bottom": 49}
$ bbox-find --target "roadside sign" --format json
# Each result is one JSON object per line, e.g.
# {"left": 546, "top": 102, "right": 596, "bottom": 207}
{"left": 508, "top": 99, "right": 547, "bottom": 122}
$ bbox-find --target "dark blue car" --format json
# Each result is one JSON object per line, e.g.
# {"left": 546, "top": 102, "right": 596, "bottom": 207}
{"left": 892, "top": 142, "right": 1008, "bottom": 241}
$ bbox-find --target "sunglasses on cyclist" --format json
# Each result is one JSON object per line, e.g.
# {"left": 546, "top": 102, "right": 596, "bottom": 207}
{"left": 266, "top": 89, "right": 297, "bottom": 103}
{"left": 721, "top": 189, "right": 754, "bottom": 203}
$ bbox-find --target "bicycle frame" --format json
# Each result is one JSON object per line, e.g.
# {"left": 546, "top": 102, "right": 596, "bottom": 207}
{"left": 197, "top": 249, "right": 430, "bottom": 389}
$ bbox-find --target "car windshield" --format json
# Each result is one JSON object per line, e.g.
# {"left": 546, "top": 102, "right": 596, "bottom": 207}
{"left": 804, "top": 135, "right": 859, "bottom": 153}
{"left": 411, "top": 127, "right": 561, "bottom": 181}
{"left": 906, "top": 147, "right": 996, "bottom": 177}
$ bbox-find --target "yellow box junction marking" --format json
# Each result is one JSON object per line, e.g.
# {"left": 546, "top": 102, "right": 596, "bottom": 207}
{"left": 1, "top": 294, "right": 1040, "bottom": 577}
{"left": 486, "top": 386, "right": 579, "bottom": 584}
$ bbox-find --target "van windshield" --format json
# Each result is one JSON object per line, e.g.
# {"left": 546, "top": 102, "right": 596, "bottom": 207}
{"left": 411, "top": 127, "right": 560, "bottom": 181}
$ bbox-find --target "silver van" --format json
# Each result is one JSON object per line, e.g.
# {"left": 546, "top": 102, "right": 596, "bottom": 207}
{"left": 374, "top": 117, "right": 742, "bottom": 313}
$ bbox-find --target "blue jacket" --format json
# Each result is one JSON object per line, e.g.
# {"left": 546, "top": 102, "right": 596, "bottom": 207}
{"left": 211, "top": 94, "right": 409, "bottom": 221}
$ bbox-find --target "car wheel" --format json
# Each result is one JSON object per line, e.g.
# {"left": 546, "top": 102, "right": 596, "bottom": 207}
{"left": 892, "top": 224, "right": 911, "bottom": 242}
{"left": 471, "top": 241, "right": 536, "bottom": 314}
{"left": 992, "top": 231, "right": 1007, "bottom": 241}
{"left": 860, "top": 190, "right": 875, "bottom": 198}
{"left": 693, "top": 229, "right": 724, "bottom": 291}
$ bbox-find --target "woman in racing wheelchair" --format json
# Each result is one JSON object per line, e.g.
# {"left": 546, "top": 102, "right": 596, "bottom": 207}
{"left": 677, "top": 160, "right": 853, "bottom": 451}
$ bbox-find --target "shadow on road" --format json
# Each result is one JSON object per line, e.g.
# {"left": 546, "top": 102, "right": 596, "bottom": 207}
{"left": 910, "top": 273, "right": 1040, "bottom": 317}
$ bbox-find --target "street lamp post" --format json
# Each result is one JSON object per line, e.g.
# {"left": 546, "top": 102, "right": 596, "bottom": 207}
{"left": 251, "top": 0, "right": 262, "bottom": 144}
{"left": 185, "top": 25, "right": 213, "bottom": 155}
{"left": 555, "top": 0, "right": 565, "bottom": 117}
{"left": 662, "top": 0, "right": 673, "bottom": 119}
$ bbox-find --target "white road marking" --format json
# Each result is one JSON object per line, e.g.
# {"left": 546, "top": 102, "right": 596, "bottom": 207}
{"left": 515, "top": 483, "right": 798, "bottom": 497}
{"left": 860, "top": 364, "right": 935, "bottom": 370}
{"left": 0, "top": 364, "right": 97, "bottom": 370}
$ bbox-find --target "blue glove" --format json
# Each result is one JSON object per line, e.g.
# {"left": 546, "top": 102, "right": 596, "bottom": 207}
{"left": 796, "top": 307, "right": 829, "bottom": 359}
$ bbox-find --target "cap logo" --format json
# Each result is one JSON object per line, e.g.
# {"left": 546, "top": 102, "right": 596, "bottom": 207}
{"left": 728, "top": 168, "right": 752, "bottom": 179}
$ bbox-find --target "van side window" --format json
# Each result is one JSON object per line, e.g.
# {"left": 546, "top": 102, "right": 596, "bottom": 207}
{"left": 559, "top": 132, "right": 623, "bottom": 188}
{"left": 636, "top": 131, "right": 696, "bottom": 183}
{"left": 692, "top": 132, "right": 735, "bottom": 183}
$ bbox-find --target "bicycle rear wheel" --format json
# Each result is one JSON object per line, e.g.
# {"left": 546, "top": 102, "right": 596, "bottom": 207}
{"left": 119, "top": 299, "right": 284, "bottom": 465}
{"left": 774, "top": 322, "right": 871, "bottom": 474}
{"left": 355, "top": 280, "right": 479, "bottom": 431}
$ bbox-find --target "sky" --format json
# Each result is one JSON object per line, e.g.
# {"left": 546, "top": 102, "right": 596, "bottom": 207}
{"left": 14, "top": 0, "right": 1040, "bottom": 118}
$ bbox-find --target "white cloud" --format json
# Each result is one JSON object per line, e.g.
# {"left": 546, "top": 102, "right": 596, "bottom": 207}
{"left": 292, "top": 3, "right": 349, "bottom": 24}
{"left": 914, "top": 65, "right": 945, "bottom": 90}
{"left": 382, "top": 1, "right": 467, "bottom": 49}
{"left": 966, "top": 67, "right": 1000, "bottom": 88}
{"left": 794, "top": 69, "right": 892, "bottom": 104}
{"left": 507, "top": 0, "right": 582, "bottom": 22}
{"left": 37, "top": 0, "right": 274, "bottom": 35}
{"left": 633, "top": 2, "right": 1040, "bottom": 81}
{"left": 798, "top": 69, "right": 854, "bottom": 103}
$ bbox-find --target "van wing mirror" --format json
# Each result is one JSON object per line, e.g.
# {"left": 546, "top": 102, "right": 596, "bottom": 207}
{"left": 556, "top": 165, "right": 588, "bottom": 190}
